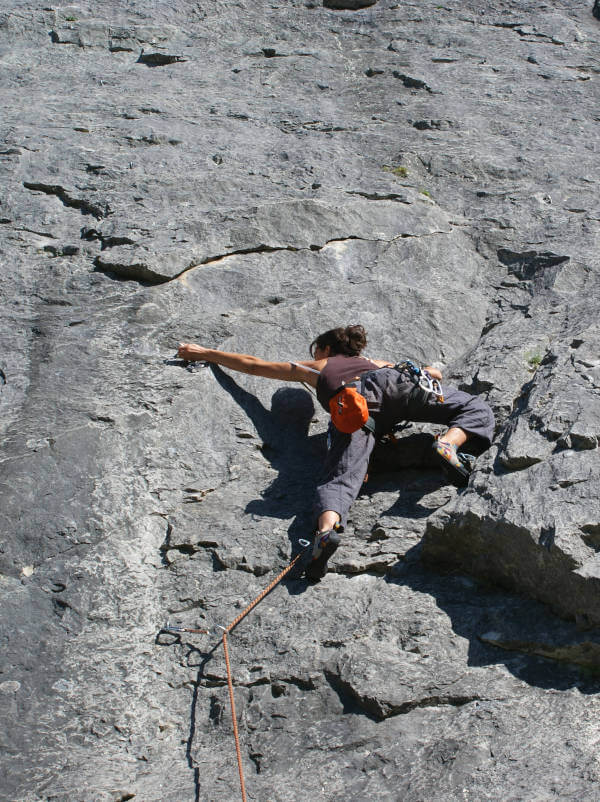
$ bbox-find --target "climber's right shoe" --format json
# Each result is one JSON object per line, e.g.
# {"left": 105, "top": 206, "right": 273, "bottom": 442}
{"left": 433, "top": 439, "right": 473, "bottom": 488}
{"left": 304, "top": 527, "right": 342, "bottom": 583}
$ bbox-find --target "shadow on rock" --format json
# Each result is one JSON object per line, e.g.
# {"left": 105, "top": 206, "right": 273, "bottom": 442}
{"left": 358, "top": 431, "right": 460, "bottom": 522}
{"left": 210, "top": 366, "right": 323, "bottom": 575}
{"left": 387, "top": 556, "right": 600, "bottom": 693}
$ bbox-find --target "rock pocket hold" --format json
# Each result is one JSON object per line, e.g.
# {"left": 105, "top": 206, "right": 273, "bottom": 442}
{"left": 323, "top": 0, "right": 377, "bottom": 9}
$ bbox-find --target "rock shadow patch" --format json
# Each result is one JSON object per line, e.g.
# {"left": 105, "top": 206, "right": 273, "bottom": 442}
{"left": 209, "top": 366, "right": 322, "bottom": 560}
{"left": 388, "top": 560, "right": 600, "bottom": 690}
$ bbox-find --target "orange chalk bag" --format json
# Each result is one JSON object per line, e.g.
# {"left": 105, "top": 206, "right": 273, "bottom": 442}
{"left": 329, "top": 384, "right": 370, "bottom": 433}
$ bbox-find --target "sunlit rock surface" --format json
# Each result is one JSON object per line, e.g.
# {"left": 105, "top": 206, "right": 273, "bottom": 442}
{"left": 1, "top": 1, "right": 600, "bottom": 800}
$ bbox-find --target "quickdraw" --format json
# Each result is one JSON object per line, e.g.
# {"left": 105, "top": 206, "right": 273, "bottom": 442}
{"left": 162, "top": 624, "right": 212, "bottom": 636}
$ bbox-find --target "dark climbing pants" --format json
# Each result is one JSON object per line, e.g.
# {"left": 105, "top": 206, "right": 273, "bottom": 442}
{"left": 314, "top": 369, "right": 495, "bottom": 528}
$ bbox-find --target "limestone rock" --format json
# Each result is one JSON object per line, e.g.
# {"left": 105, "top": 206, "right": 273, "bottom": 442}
{"left": 1, "top": 1, "right": 600, "bottom": 800}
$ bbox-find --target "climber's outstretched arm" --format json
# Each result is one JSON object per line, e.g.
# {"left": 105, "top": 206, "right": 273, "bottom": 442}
{"left": 177, "top": 343, "right": 322, "bottom": 386}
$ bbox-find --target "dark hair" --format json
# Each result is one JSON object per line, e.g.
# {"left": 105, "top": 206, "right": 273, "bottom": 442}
{"left": 310, "top": 325, "right": 367, "bottom": 358}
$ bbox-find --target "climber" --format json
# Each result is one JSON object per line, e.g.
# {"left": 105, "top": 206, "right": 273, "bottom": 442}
{"left": 177, "top": 325, "right": 495, "bottom": 582}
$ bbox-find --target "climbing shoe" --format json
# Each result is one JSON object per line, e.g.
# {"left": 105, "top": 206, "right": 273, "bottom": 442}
{"left": 304, "top": 527, "right": 342, "bottom": 583}
{"left": 433, "top": 439, "right": 474, "bottom": 488}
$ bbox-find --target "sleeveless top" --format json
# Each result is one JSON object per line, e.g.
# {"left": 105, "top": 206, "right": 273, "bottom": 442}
{"left": 316, "top": 354, "right": 380, "bottom": 411}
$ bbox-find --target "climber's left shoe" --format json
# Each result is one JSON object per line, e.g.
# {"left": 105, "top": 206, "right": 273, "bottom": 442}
{"left": 304, "top": 527, "right": 342, "bottom": 583}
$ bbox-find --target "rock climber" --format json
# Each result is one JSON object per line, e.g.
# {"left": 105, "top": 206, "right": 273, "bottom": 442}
{"left": 177, "top": 325, "right": 495, "bottom": 582}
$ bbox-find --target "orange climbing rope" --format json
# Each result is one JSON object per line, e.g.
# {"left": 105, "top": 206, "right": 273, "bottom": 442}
{"left": 164, "top": 543, "right": 310, "bottom": 802}
{"left": 222, "top": 630, "right": 247, "bottom": 802}
{"left": 221, "top": 547, "right": 308, "bottom": 801}
{"left": 225, "top": 549, "right": 306, "bottom": 635}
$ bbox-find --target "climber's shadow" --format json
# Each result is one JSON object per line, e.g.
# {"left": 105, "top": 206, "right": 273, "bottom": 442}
{"left": 360, "top": 430, "right": 456, "bottom": 518}
{"left": 210, "top": 365, "right": 323, "bottom": 554}
{"left": 387, "top": 553, "right": 600, "bottom": 693}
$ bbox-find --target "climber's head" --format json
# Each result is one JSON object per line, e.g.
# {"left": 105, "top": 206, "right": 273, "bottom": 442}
{"left": 309, "top": 325, "right": 367, "bottom": 359}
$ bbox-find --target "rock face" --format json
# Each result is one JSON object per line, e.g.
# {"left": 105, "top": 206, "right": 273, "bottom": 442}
{"left": 1, "top": 1, "right": 600, "bottom": 800}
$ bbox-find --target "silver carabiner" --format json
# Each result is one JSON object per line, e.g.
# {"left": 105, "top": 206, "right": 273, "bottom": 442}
{"left": 419, "top": 371, "right": 444, "bottom": 402}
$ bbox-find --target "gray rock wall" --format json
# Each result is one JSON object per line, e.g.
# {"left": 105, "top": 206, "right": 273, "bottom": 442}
{"left": 1, "top": 1, "right": 600, "bottom": 800}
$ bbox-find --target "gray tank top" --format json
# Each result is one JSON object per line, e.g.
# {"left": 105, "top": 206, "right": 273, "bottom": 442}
{"left": 316, "top": 355, "right": 380, "bottom": 411}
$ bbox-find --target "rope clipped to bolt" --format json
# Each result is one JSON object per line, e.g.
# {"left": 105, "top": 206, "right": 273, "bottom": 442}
{"left": 163, "top": 540, "right": 311, "bottom": 802}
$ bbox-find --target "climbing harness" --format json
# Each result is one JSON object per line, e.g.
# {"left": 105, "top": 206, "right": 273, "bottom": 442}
{"left": 319, "top": 360, "right": 446, "bottom": 442}
{"left": 162, "top": 538, "right": 312, "bottom": 802}
{"left": 394, "top": 360, "right": 444, "bottom": 403}
{"left": 366, "top": 361, "right": 444, "bottom": 446}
